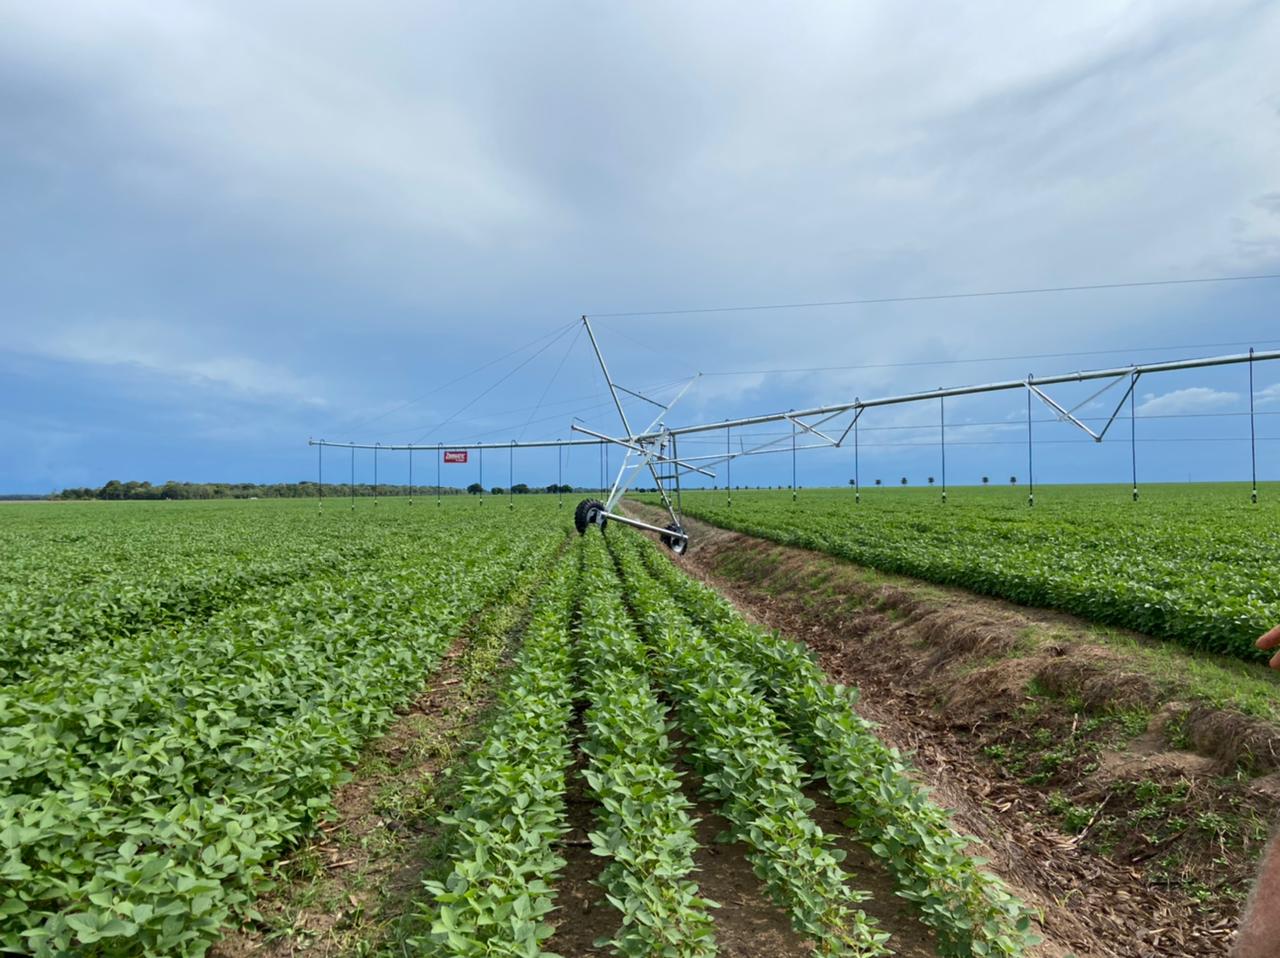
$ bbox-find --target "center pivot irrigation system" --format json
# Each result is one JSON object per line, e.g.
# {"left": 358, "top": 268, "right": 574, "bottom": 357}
{"left": 310, "top": 317, "right": 1279, "bottom": 553}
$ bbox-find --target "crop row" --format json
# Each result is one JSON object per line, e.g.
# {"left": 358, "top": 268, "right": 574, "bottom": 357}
{"left": 626, "top": 531, "right": 1038, "bottom": 957}
{"left": 659, "top": 488, "right": 1280, "bottom": 661}
{"left": 1, "top": 509, "right": 565, "bottom": 957}
{"left": 575, "top": 533, "right": 716, "bottom": 956}
{"left": 610, "top": 534, "right": 890, "bottom": 955}
{"left": 418, "top": 524, "right": 1038, "bottom": 957}
{"left": 416, "top": 545, "right": 578, "bottom": 957}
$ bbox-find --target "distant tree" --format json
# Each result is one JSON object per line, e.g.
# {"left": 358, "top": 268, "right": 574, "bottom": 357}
{"left": 491, "top": 486, "right": 505, "bottom": 496}
{"left": 159, "top": 481, "right": 189, "bottom": 500}
{"left": 927, "top": 476, "right": 935, "bottom": 485}
{"left": 511, "top": 483, "right": 530, "bottom": 495}
{"left": 900, "top": 477, "right": 908, "bottom": 485}
{"left": 848, "top": 479, "right": 855, "bottom": 486}
{"left": 982, "top": 476, "right": 989, "bottom": 485}
{"left": 874, "top": 478, "right": 882, "bottom": 486}
{"left": 466, "top": 482, "right": 483, "bottom": 495}
{"left": 1009, "top": 475, "right": 1018, "bottom": 485}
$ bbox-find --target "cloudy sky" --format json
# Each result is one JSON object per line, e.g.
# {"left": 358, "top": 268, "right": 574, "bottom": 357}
{"left": 2, "top": 0, "right": 1279, "bottom": 494}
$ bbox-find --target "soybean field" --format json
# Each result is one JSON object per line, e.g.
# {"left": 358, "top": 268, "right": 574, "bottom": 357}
{"left": 1, "top": 498, "right": 1045, "bottom": 957}
{"left": 4, "top": 490, "right": 1277, "bottom": 958}
{"left": 0, "top": 500, "right": 563, "bottom": 955}
{"left": 653, "top": 483, "right": 1280, "bottom": 662}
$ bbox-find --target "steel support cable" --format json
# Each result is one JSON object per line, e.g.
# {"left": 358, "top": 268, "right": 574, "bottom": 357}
{"left": 940, "top": 395, "right": 947, "bottom": 503}
{"left": 726, "top": 424, "right": 732, "bottom": 507}
{"left": 590, "top": 273, "right": 1280, "bottom": 319}
{"left": 1026, "top": 385, "right": 1034, "bottom": 508}
{"left": 517, "top": 322, "right": 584, "bottom": 442}
{"left": 854, "top": 412, "right": 861, "bottom": 504}
{"left": 1066, "top": 372, "right": 1127, "bottom": 415}
{"left": 602, "top": 324, "right": 702, "bottom": 381}
{"left": 694, "top": 339, "right": 1280, "bottom": 380}
{"left": 662, "top": 434, "right": 1280, "bottom": 451}
{"left": 342, "top": 319, "right": 577, "bottom": 435}
{"left": 791, "top": 417, "right": 797, "bottom": 502}
{"left": 438, "top": 381, "right": 692, "bottom": 444}
{"left": 1250, "top": 348, "right": 1259, "bottom": 504}
{"left": 662, "top": 408, "right": 1280, "bottom": 445}
{"left": 396, "top": 376, "right": 685, "bottom": 437}
{"left": 410, "top": 322, "right": 577, "bottom": 445}
{"left": 1131, "top": 372, "right": 1140, "bottom": 502}
{"left": 352, "top": 334, "right": 1280, "bottom": 439}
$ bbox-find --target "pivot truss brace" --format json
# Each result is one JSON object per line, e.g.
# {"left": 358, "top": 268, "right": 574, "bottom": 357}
{"left": 1024, "top": 370, "right": 1140, "bottom": 442}
{"left": 309, "top": 327, "right": 1280, "bottom": 546}
{"left": 569, "top": 315, "right": 705, "bottom": 545}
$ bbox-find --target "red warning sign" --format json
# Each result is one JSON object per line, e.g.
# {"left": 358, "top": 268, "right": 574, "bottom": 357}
{"left": 443, "top": 450, "right": 469, "bottom": 464}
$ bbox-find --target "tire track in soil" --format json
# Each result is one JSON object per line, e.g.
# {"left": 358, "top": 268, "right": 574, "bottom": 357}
{"left": 623, "top": 503, "right": 1243, "bottom": 958}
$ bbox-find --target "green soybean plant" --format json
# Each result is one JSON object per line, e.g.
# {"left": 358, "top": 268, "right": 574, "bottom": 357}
{"left": 645, "top": 485, "right": 1280, "bottom": 662}
{"left": 628, "top": 530, "right": 1039, "bottom": 958}
{"left": 417, "top": 543, "right": 580, "bottom": 957}
{"left": 608, "top": 533, "right": 889, "bottom": 958}
{"left": 576, "top": 533, "right": 717, "bottom": 957}
{"left": 0, "top": 501, "right": 567, "bottom": 957}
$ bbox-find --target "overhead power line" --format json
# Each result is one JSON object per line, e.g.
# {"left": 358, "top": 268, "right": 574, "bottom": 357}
{"left": 700, "top": 338, "right": 1280, "bottom": 379}
{"left": 590, "top": 272, "right": 1280, "bottom": 319}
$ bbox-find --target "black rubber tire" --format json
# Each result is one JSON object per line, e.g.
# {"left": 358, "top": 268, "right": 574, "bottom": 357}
{"left": 573, "top": 498, "right": 606, "bottom": 535}
{"left": 662, "top": 522, "right": 688, "bottom": 555}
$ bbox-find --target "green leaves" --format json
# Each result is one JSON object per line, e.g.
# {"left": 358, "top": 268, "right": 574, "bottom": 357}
{"left": 1, "top": 499, "right": 569, "bottom": 956}
{"left": 654, "top": 486, "right": 1280, "bottom": 662}
{"left": 610, "top": 532, "right": 889, "bottom": 957}
{"left": 415, "top": 545, "right": 578, "bottom": 957}
{"left": 630, "top": 526, "right": 1040, "bottom": 957}
{"left": 576, "top": 534, "right": 717, "bottom": 957}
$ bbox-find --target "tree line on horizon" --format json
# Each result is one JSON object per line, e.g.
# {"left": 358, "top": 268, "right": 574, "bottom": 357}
{"left": 49, "top": 480, "right": 581, "bottom": 501}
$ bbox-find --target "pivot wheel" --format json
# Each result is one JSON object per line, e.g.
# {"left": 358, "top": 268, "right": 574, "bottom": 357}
{"left": 573, "top": 498, "right": 607, "bottom": 535}
{"left": 659, "top": 522, "right": 688, "bottom": 555}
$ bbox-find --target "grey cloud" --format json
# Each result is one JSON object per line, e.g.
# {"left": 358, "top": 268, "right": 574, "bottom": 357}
{"left": 2, "top": 1, "right": 1280, "bottom": 490}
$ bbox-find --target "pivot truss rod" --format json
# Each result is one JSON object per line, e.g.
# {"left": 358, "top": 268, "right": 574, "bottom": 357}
{"left": 310, "top": 327, "right": 1280, "bottom": 549}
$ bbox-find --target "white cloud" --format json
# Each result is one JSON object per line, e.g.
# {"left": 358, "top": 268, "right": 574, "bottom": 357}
{"left": 0, "top": 2, "right": 554, "bottom": 252}
{"left": 14, "top": 319, "right": 326, "bottom": 407}
{"left": 1136, "top": 386, "right": 1239, "bottom": 416}
{"left": 1256, "top": 382, "right": 1280, "bottom": 407}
